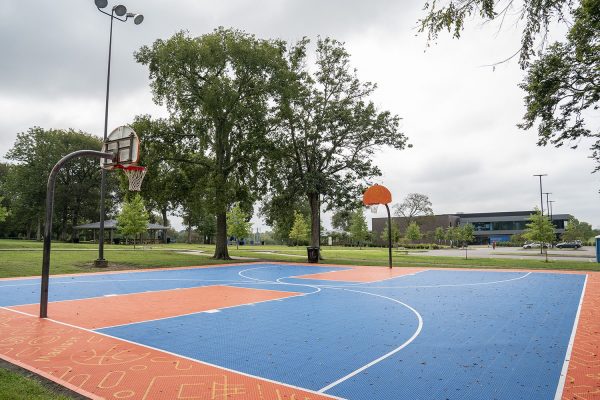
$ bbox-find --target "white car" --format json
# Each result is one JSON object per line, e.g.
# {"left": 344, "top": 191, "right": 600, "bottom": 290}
{"left": 522, "top": 242, "right": 548, "bottom": 249}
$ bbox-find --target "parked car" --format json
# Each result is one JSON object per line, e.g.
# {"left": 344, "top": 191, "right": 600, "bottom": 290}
{"left": 556, "top": 241, "right": 582, "bottom": 249}
{"left": 522, "top": 242, "right": 548, "bottom": 249}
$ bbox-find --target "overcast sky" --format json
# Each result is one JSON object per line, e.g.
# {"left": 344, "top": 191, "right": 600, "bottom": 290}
{"left": 1, "top": 0, "right": 598, "bottom": 231}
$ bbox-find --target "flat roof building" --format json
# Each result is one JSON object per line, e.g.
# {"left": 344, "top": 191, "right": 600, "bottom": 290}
{"left": 371, "top": 211, "right": 572, "bottom": 245}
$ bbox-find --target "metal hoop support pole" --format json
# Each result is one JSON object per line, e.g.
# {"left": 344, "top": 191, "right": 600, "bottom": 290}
{"left": 385, "top": 203, "right": 392, "bottom": 269}
{"left": 40, "top": 150, "right": 114, "bottom": 318}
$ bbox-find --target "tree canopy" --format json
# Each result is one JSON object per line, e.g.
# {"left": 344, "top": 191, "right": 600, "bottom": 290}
{"left": 562, "top": 216, "right": 594, "bottom": 241}
{"left": 405, "top": 221, "right": 423, "bottom": 243}
{"left": 420, "top": 0, "right": 599, "bottom": 173}
{"left": 393, "top": 193, "right": 433, "bottom": 223}
{"left": 227, "top": 203, "right": 252, "bottom": 249}
{"left": 3, "top": 127, "right": 118, "bottom": 240}
{"left": 289, "top": 210, "right": 310, "bottom": 246}
{"left": 135, "top": 28, "right": 285, "bottom": 258}
{"left": 349, "top": 208, "right": 369, "bottom": 248}
{"left": 117, "top": 194, "right": 149, "bottom": 247}
{"left": 269, "top": 37, "right": 408, "bottom": 254}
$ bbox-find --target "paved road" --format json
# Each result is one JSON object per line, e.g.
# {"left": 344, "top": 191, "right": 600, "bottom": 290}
{"left": 409, "top": 246, "right": 597, "bottom": 263}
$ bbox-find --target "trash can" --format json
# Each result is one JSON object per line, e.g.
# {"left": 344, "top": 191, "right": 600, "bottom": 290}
{"left": 596, "top": 235, "right": 600, "bottom": 263}
{"left": 307, "top": 247, "right": 320, "bottom": 263}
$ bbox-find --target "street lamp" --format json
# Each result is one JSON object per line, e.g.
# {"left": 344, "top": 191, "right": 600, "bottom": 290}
{"left": 533, "top": 174, "right": 547, "bottom": 215}
{"left": 543, "top": 192, "right": 552, "bottom": 219}
{"left": 533, "top": 174, "right": 547, "bottom": 255}
{"left": 94, "top": 1, "right": 143, "bottom": 267}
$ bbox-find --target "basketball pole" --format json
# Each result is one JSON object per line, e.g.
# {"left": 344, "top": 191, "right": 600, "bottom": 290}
{"left": 41, "top": 150, "right": 114, "bottom": 318}
{"left": 385, "top": 204, "right": 392, "bottom": 269}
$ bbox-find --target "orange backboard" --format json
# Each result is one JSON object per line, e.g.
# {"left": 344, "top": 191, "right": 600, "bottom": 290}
{"left": 363, "top": 184, "right": 392, "bottom": 205}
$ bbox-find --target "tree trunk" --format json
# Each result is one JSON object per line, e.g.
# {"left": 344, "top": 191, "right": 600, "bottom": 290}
{"left": 60, "top": 203, "right": 68, "bottom": 241}
{"left": 187, "top": 223, "right": 192, "bottom": 244}
{"left": 36, "top": 216, "right": 42, "bottom": 241}
{"left": 162, "top": 207, "right": 168, "bottom": 244}
{"left": 308, "top": 192, "right": 320, "bottom": 262}
{"left": 213, "top": 212, "right": 230, "bottom": 259}
{"left": 72, "top": 205, "right": 80, "bottom": 241}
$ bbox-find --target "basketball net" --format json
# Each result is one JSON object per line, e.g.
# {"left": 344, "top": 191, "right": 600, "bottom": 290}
{"left": 114, "top": 164, "right": 147, "bottom": 191}
{"left": 370, "top": 205, "right": 379, "bottom": 213}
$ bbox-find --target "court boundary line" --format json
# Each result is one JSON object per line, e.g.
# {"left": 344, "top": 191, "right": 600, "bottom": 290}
{"left": 0, "top": 306, "right": 345, "bottom": 400}
{"left": 553, "top": 273, "right": 588, "bottom": 400}
{"left": 318, "top": 288, "right": 424, "bottom": 393}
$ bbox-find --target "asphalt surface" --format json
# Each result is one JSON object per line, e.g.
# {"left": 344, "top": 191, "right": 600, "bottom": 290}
{"left": 410, "top": 246, "right": 597, "bottom": 263}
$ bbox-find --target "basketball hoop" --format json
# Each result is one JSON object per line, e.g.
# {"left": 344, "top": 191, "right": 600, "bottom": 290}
{"left": 370, "top": 205, "right": 379, "bottom": 213}
{"left": 115, "top": 164, "right": 147, "bottom": 191}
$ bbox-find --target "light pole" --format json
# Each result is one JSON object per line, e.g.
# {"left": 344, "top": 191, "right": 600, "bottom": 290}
{"left": 549, "top": 200, "right": 556, "bottom": 240}
{"left": 533, "top": 174, "right": 547, "bottom": 254}
{"left": 94, "top": 0, "right": 143, "bottom": 267}
{"left": 533, "top": 174, "right": 547, "bottom": 215}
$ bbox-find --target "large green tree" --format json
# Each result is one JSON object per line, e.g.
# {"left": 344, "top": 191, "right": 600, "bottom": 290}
{"left": 420, "top": 0, "right": 599, "bottom": 172}
{"left": 130, "top": 115, "right": 181, "bottom": 243}
{"left": 562, "top": 217, "right": 594, "bottom": 241}
{"left": 135, "top": 28, "right": 284, "bottom": 259}
{"left": 393, "top": 193, "right": 434, "bottom": 224}
{"left": 289, "top": 210, "right": 310, "bottom": 246}
{"left": 405, "top": 221, "right": 423, "bottom": 244}
{"left": 117, "top": 194, "right": 149, "bottom": 248}
{"left": 349, "top": 208, "right": 369, "bottom": 248}
{"left": 4, "top": 127, "right": 118, "bottom": 240}
{"left": 261, "top": 193, "right": 310, "bottom": 244}
{"left": 523, "top": 208, "right": 556, "bottom": 261}
{"left": 227, "top": 203, "right": 252, "bottom": 249}
{"left": 0, "top": 197, "right": 7, "bottom": 223}
{"left": 269, "top": 37, "right": 408, "bottom": 257}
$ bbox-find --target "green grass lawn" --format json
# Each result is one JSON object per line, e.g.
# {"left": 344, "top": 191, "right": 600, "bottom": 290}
{"left": 0, "top": 239, "right": 597, "bottom": 279}
{"left": 0, "top": 366, "right": 73, "bottom": 400}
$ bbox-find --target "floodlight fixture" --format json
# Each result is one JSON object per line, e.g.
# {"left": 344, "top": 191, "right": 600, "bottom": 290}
{"left": 113, "top": 4, "right": 127, "bottom": 16}
{"left": 127, "top": 13, "right": 144, "bottom": 24}
{"left": 95, "top": 0, "right": 108, "bottom": 9}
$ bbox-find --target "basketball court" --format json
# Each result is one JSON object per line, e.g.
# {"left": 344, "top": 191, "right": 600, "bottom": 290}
{"left": 0, "top": 262, "right": 597, "bottom": 399}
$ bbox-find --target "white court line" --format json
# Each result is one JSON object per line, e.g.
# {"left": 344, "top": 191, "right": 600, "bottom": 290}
{"left": 7, "top": 280, "right": 257, "bottom": 307}
{"left": 323, "top": 272, "right": 532, "bottom": 290}
{"left": 0, "top": 306, "right": 344, "bottom": 400}
{"left": 284, "top": 269, "right": 428, "bottom": 287}
{"left": 237, "top": 265, "right": 323, "bottom": 294}
{"left": 553, "top": 274, "right": 588, "bottom": 400}
{"left": 0, "top": 277, "right": 253, "bottom": 288}
{"left": 318, "top": 288, "right": 423, "bottom": 393}
{"left": 95, "top": 285, "right": 307, "bottom": 330}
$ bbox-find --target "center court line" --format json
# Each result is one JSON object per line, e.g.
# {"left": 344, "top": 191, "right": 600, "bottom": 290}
{"left": 318, "top": 288, "right": 424, "bottom": 393}
{"left": 0, "top": 306, "right": 345, "bottom": 400}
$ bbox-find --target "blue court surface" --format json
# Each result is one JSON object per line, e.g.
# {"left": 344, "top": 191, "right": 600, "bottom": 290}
{"left": 0, "top": 263, "right": 586, "bottom": 399}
